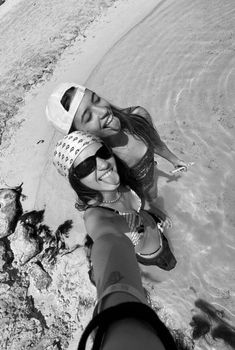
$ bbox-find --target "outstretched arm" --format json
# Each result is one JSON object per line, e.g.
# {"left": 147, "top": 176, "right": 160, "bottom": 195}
{"left": 80, "top": 207, "right": 177, "bottom": 350}
{"left": 91, "top": 232, "right": 166, "bottom": 350}
{"left": 154, "top": 140, "right": 188, "bottom": 169}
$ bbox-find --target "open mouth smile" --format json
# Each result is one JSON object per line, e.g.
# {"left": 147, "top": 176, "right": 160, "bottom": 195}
{"left": 99, "top": 168, "right": 113, "bottom": 180}
{"left": 103, "top": 113, "right": 113, "bottom": 128}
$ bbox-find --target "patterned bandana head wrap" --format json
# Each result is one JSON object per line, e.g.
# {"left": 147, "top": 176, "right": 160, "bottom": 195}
{"left": 53, "top": 131, "right": 101, "bottom": 178}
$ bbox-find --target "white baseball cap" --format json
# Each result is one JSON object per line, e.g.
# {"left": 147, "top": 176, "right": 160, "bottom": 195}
{"left": 46, "top": 82, "right": 86, "bottom": 134}
{"left": 53, "top": 131, "right": 101, "bottom": 178}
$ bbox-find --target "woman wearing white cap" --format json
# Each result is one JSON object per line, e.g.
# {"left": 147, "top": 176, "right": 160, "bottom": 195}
{"left": 47, "top": 83, "right": 189, "bottom": 218}
{"left": 53, "top": 130, "right": 177, "bottom": 273}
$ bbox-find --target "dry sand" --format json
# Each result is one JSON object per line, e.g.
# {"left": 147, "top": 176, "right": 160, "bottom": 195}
{"left": 1, "top": 0, "right": 235, "bottom": 349}
{"left": 0, "top": 1, "right": 167, "bottom": 349}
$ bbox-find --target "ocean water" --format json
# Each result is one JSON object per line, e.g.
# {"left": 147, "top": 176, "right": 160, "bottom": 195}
{"left": 86, "top": 0, "right": 235, "bottom": 348}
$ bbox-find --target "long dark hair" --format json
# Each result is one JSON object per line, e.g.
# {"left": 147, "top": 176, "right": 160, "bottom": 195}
{"left": 61, "top": 87, "right": 163, "bottom": 151}
{"left": 110, "top": 105, "right": 163, "bottom": 152}
{"left": 68, "top": 154, "right": 139, "bottom": 211}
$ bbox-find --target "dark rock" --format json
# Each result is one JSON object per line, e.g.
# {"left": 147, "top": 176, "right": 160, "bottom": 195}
{"left": 190, "top": 298, "right": 235, "bottom": 348}
{"left": 41, "top": 219, "right": 73, "bottom": 265}
{"left": 10, "top": 210, "right": 44, "bottom": 265}
{"left": 0, "top": 240, "right": 6, "bottom": 271}
{"left": 0, "top": 238, "right": 13, "bottom": 271}
{"left": 190, "top": 314, "right": 211, "bottom": 339}
{"left": 0, "top": 184, "right": 23, "bottom": 239}
{"left": 28, "top": 262, "right": 52, "bottom": 291}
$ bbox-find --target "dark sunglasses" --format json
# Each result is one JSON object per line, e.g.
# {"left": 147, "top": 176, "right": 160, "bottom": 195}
{"left": 74, "top": 144, "right": 113, "bottom": 179}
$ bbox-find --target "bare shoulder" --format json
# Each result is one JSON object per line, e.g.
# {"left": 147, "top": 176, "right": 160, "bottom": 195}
{"left": 131, "top": 106, "right": 153, "bottom": 125}
{"left": 84, "top": 207, "right": 112, "bottom": 223}
{"left": 84, "top": 207, "right": 128, "bottom": 241}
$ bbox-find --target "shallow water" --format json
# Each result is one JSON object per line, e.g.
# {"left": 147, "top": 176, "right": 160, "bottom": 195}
{"left": 85, "top": 0, "right": 235, "bottom": 347}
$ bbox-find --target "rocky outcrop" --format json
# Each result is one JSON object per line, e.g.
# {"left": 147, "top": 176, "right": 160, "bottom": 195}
{"left": 0, "top": 184, "right": 23, "bottom": 239}
{"left": 10, "top": 211, "right": 44, "bottom": 266}
{"left": 0, "top": 239, "right": 13, "bottom": 271}
{"left": 28, "top": 262, "right": 52, "bottom": 291}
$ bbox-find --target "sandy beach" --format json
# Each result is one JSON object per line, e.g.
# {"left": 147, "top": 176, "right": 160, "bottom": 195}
{"left": 1, "top": 0, "right": 235, "bottom": 349}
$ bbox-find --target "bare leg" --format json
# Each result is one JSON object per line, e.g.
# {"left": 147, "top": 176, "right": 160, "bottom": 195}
{"left": 143, "top": 168, "right": 172, "bottom": 228}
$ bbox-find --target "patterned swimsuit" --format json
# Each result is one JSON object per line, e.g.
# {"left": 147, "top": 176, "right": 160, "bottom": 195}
{"left": 99, "top": 189, "right": 147, "bottom": 246}
{"left": 121, "top": 106, "right": 156, "bottom": 194}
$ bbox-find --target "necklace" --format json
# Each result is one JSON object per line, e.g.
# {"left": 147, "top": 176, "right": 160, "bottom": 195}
{"left": 102, "top": 191, "right": 121, "bottom": 204}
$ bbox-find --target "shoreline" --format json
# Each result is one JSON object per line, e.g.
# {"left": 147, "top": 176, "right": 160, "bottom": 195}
{"left": 0, "top": 0, "right": 158, "bottom": 213}
{"left": 0, "top": 1, "right": 165, "bottom": 349}
{"left": 1, "top": 1, "right": 233, "bottom": 349}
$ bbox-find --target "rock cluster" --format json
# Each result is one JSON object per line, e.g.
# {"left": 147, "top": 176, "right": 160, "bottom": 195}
{"left": 0, "top": 184, "right": 23, "bottom": 239}
{"left": 10, "top": 210, "right": 44, "bottom": 266}
{"left": 0, "top": 185, "right": 94, "bottom": 349}
{"left": 28, "top": 262, "right": 52, "bottom": 291}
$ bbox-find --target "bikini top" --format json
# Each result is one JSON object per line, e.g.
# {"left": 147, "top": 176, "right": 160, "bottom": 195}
{"left": 122, "top": 106, "right": 155, "bottom": 191}
{"left": 98, "top": 189, "right": 145, "bottom": 246}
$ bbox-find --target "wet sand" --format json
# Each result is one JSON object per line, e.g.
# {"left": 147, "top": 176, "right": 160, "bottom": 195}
{"left": 1, "top": 0, "right": 235, "bottom": 349}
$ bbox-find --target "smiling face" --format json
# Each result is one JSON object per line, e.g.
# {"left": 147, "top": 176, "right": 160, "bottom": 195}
{"left": 73, "top": 142, "right": 120, "bottom": 193}
{"left": 69, "top": 88, "right": 121, "bottom": 137}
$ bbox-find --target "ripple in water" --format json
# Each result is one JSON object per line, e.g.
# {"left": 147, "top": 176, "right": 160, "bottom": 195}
{"left": 85, "top": 0, "right": 235, "bottom": 348}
